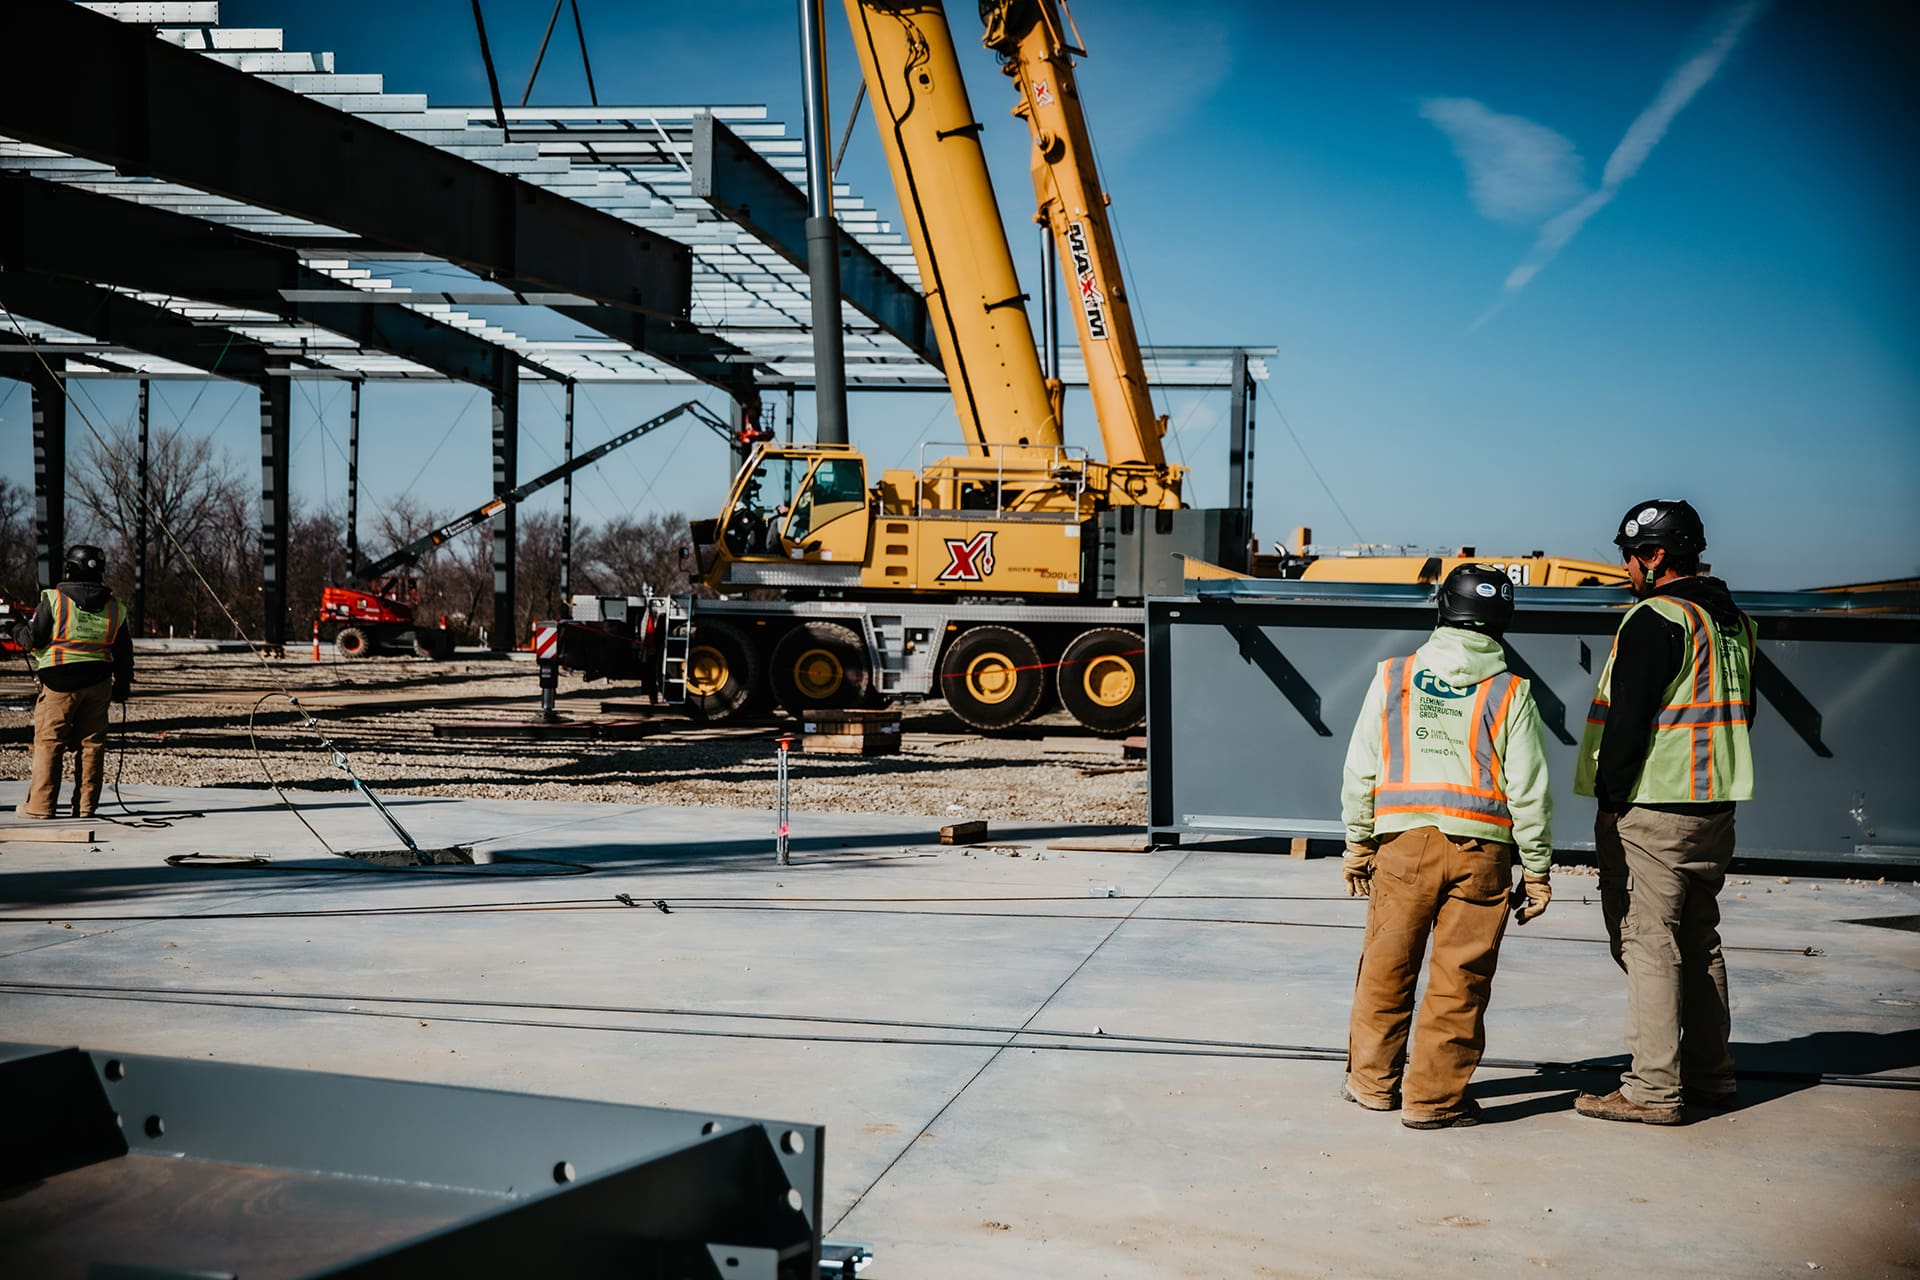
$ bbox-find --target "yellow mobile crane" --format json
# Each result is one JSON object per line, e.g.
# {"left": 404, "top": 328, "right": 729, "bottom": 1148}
{"left": 683, "top": 0, "right": 1233, "bottom": 733}
{"left": 672, "top": 0, "right": 1620, "bottom": 732}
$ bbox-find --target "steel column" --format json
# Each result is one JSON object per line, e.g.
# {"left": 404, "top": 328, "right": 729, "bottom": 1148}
{"left": 346, "top": 381, "right": 361, "bottom": 578}
{"left": 1227, "top": 349, "right": 1249, "bottom": 529}
{"left": 133, "top": 378, "right": 148, "bottom": 636}
{"left": 560, "top": 381, "right": 574, "bottom": 601}
{"left": 259, "top": 374, "right": 292, "bottom": 649}
{"left": 1242, "top": 354, "right": 1258, "bottom": 518}
{"left": 29, "top": 364, "right": 65, "bottom": 590}
{"left": 798, "top": 0, "right": 849, "bottom": 446}
{"left": 491, "top": 363, "right": 520, "bottom": 651}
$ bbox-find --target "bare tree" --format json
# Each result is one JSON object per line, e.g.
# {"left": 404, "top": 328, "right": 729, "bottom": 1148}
{"left": 0, "top": 477, "right": 36, "bottom": 600}
{"left": 68, "top": 422, "right": 257, "bottom": 638}
{"left": 576, "top": 511, "right": 702, "bottom": 599}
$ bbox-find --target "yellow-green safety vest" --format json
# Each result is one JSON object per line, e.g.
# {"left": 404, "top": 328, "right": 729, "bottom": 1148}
{"left": 31, "top": 587, "right": 124, "bottom": 669}
{"left": 1373, "top": 653, "right": 1523, "bottom": 840}
{"left": 1574, "top": 595, "right": 1756, "bottom": 804}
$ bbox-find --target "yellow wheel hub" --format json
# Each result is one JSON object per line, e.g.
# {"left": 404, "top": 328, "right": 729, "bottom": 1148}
{"left": 791, "top": 647, "right": 845, "bottom": 700}
{"left": 964, "top": 652, "right": 1019, "bottom": 705}
{"left": 1081, "top": 654, "right": 1136, "bottom": 707}
{"left": 687, "top": 645, "right": 730, "bottom": 697}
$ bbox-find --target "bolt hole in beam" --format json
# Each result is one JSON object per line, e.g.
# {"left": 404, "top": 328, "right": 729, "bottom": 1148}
{"left": 144, "top": 1115, "right": 165, "bottom": 1139}
{"left": 785, "top": 1188, "right": 803, "bottom": 1212}
{"left": 780, "top": 1129, "right": 806, "bottom": 1155}
{"left": 701, "top": 1120, "right": 723, "bottom": 1135}
{"left": 552, "top": 1160, "right": 575, "bottom": 1184}
{"left": 103, "top": 1058, "right": 126, "bottom": 1081}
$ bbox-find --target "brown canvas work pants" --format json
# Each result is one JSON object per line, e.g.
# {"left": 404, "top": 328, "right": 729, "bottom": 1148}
{"left": 1595, "top": 806, "right": 1737, "bottom": 1108}
{"left": 20, "top": 679, "right": 114, "bottom": 819}
{"left": 1347, "top": 826, "right": 1514, "bottom": 1123}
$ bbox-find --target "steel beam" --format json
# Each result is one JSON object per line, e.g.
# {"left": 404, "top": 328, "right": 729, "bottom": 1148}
{"left": 560, "top": 381, "right": 574, "bottom": 601}
{"left": 259, "top": 374, "right": 291, "bottom": 649}
{"left": 0, "top": 176, "right": 527, "bottom": 387}
{"left": 491, "top": 363, "right": 519, "bottom": 652}
{"left": 3, "top": 0, "right": 692, "bottom": 322}
{"left": 550, "top": 303, "right": 758, "bottom": 400}
{"left": 691, "top": 112, "right": 938, "bottom": 370}
{"left": 0, "top": 272, "right": 271, "bottom": 383}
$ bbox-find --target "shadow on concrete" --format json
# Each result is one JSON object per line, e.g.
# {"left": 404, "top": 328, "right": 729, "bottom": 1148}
{"left": 0, "top": 822, "right": 1146, "bottom": 912}
{"left": 1471, "top": 1027, "right": 1920, "bottom": 1124}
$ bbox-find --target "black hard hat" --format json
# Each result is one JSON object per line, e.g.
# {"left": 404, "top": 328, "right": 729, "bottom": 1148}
{"left": 1437, "top": 563, "right": 1516, "bottom": 632}
{"left": 1612, "top": 499, "right": 1706, "bottom": 556}
{"left": 63, "top": 544, "right": 106, "bottom": 579}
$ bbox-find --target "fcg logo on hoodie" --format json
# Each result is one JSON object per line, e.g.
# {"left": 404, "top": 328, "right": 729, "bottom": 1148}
{"left": 1413, "top": 669, "right": 1473, "bottom": 699}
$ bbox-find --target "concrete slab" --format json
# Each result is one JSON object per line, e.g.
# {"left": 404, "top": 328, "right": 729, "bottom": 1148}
{"left": 1, "top": 782, "right": 1915, "bottom": 1278}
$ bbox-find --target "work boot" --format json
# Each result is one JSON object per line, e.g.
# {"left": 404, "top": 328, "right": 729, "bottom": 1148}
{"left": 1574, "top": 1089, "right": 1682, "bottom": 1125}
{"left": 1402, "top": 1099, "right": 1482, "bottom": 1130}
{"left": 1340, "top": 1081, "right": 1400, "bottom": 1112}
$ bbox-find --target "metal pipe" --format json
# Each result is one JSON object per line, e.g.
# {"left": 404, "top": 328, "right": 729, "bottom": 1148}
{"left": 798, "top": 0, "right": 848, "bottom": 445}
{"left": 1040, "top": 225, "right": 1059, "bottom": 379}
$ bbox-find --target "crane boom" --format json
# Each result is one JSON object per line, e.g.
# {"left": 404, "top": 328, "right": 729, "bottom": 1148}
{"left": 352, "top": 399, "right": 733, "bottom": 583}
{"left": 842, "top": 0, "right": 1061, "bottom": 459}
{"left": 982, "top": 0, "right": 1169, "bottom": 483}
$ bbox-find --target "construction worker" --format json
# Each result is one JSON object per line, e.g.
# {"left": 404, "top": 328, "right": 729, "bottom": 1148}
{"left": 17, "top": 544, "right": 132, "bottom": 820}
{"left": 1340, "top": 564, "right": 1553, "bottom": 1129}
{"left": 1573, "top": 500, "right": 1755, "bottom": 1125}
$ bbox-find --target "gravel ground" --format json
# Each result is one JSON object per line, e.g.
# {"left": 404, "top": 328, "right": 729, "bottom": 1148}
{"left": 0, "top": 649, "right": 1147, "bottom": 827}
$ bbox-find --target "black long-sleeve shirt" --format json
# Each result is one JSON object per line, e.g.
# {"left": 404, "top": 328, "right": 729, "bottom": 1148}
{"left": 27, "top": 581, "right": 134, "bottom": 696}
{"left": 1595, "top": 575, "right": 1748, "bottom": 814}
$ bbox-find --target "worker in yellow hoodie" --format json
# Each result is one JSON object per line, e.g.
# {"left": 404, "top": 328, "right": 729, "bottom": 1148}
{"left": 1339, "top": 564, "right": 1553, "bottom": 1129}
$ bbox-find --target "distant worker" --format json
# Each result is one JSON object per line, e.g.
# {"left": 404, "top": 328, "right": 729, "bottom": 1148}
{"left": 1340, "top": 564, "right": 1553, "bottom": 1129}
{"left": 1573, "top": 500, "right": 1755, "bottom": 1126}
{"left": 17, "top": 544, "right": 132, "bottom": 820}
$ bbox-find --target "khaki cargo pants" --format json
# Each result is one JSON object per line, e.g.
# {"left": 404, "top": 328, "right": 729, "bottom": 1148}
{"left": 1347, "top": 826, "right": 1514, "bottom": 1123}
{"left": 1595, "top": 806, "right": 1737, "bottom": 1108}
{"left": 20, "top": 679, "right": 114, "bottom": 819}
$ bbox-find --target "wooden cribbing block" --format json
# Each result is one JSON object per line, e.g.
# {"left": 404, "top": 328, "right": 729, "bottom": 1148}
{"left": 940, "top": 820, "right": 988, "bottom": 845}
{"left": 801, "top": 708, "right": 902, "bottom": 756}
{"left": 1289, "top": 837, "right": 1310, "bottom": 861}
{"left": 0, "top": 827, "right": 97, "bottom": 843}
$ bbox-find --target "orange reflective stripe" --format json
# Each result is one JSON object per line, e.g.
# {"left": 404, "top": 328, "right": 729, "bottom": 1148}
{"left": 1486, "top": 675, "right": 1518, "bottom": 800}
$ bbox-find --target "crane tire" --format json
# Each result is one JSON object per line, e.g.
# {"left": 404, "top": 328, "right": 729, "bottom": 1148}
{"left": 769, "top": 621, "right": 870, "bottom": 712}
{"left": 686, "top": 620, "right": 761, "bottom": 721}
{"left": 1057, "top": 627, "right": 1145, "bottom": 735}
{"left": 939, "top": 625, "right": 1044, "bottom": 732}
{"left": 334, "top": 627, "right": 372, "bottom": 660}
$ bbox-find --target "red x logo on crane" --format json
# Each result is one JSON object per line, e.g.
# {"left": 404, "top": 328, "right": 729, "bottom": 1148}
{"left": 937, "top": 531, "right": 996, "bottom": 582}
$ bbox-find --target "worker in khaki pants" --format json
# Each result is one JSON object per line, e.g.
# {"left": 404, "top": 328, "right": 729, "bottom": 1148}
{"left": 16, "top": 545, "right": 132, "bottom": 820}
{"left": 1572, "top": 500, "right": 1754, "bottom": 1125}
{"left": 1340, "top": 565, "right": 1554, "bottom": 1129}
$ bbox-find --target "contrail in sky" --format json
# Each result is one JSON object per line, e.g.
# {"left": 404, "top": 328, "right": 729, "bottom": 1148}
{"left": 1474, "top": 1, "right": 1767, "bottom": 329}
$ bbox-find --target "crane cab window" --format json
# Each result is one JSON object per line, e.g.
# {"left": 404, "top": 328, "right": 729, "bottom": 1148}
{"left": 788, "top": 458, "right": 867, "bottom": 545}
{"left": 726, "top": 455, "right": 812, "bottom": 557}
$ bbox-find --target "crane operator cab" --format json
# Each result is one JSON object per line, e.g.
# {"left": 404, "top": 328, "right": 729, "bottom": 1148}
{"left": 705, "top": 445, "right": 872, "bottom": 587}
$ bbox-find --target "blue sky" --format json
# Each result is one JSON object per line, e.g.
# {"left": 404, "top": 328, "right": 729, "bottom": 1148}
{"left": 6, "top": 1, "right": 1915, "bottom": 587}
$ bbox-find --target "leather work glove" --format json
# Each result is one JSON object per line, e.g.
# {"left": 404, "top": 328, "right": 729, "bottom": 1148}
{"left": 1513, "top": 872, "right": 1551, "bottom": 925}
{"left": 1342, "top": 844, "right": 1376, "bottom": 898}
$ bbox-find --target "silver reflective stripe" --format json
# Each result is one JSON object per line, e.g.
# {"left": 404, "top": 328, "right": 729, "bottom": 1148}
{"left": 1373, "top": 786, "right": 1513, "bottom": 822}
{"left": 1656, "top": 702, "right": 1752, "bottom": 726}
{"left": 1692, "top": 727, "right": 1713, "bottom": 800}
{"left": 1381, "top": 656, "right": 1409, "bottom": 784}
